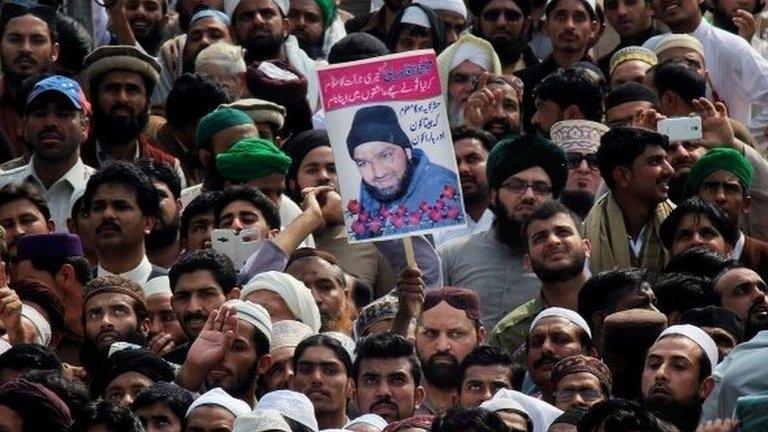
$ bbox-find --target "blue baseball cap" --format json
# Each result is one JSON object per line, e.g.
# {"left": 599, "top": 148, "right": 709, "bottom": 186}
{"left": 25, "top": 75, "right": 86, "bottom": 111}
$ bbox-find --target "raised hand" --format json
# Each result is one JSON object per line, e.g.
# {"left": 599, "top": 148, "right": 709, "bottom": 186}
{"left": 695, "top": 418, "right": 738, "bottom": 432}
{"left": 632, "top": 107, "right": 666, "bottom": 131}
{"left": 463, "top": 73, "right": 497, "bottom": 128}
{"left": 148, "top": 332, "right": 176, "bottom": 356}
{"left": 691, "top": 98, "right": 735, "bottom": 150}
{"left": 0, "top": 263, "right": 23, "bottom": 345}
{"left": 734, "top": 9, "right": 757, "bottom": 42}
{"left": 186, "top": 305, "right": 237, "bottom": 371}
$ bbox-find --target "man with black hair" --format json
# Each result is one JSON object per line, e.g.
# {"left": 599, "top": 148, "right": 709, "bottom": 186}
{"left": 353, "top": 332, "right": 425, "bottom": 422}
{"left": 680, "top": 306, "right": 743, "bottom": 361}
{"left": 456, "top": 346, "right": 514, "bottom": 408}
{"left": 386, "top": 4, "right": 447, "bottom": 54}
{"left": 652, "top": 272, "right": 715, "bottom": 325}
{"left": 664, "top": 246, "right": 732, "bottom": 278}
{"left": 136, "top": 159, "right": 183, "bottom": 269}
{"left": 0, "top": 343, "right": 62, "bottom": 384}
{"left": 598, "top": 0, "right": 661, "bottom": 74}
{"left": 132, "top": 381, "right": 194, "bottom": 432}
{"left": 71, "top": 400, "right": 143, "bottom": 432}
{"left": 345, "top": 0, "right": 407, "bottom": 42}
{"left": 528, "top": 68, "right": 604, "bottom": 137}
{"left": 214, "top": 185, "right": 281, "bottom": 239}
{"left": 83, "top": 161, "right": 167, "bottom": 285}
{"left": 585, "top": 126, "right": 674, "bottom": 273}
{"left": 711, "top": 264, "right": 768, "bottom": 341}
{"left": 106, "top": 0, "right": 169, "bottom": 56}
{"left": 432, "top": 407, "right": 511, "bottom": 432}
{"left": 604, "top": 81, "right": 659, "bottom": 127}
{"left": 578, "top": 399, "right": 670, "bottom": 432}
{"left": 470, "top": 0, "right": 539, "bottom": 73}
{"left": 93, "top": 348, "right": 175, "bottom": 405}
{"left": 0, "top": 182, "right": 54, "bottom": 260}
{"left": 0, "top": 2, "right": 60, "bottom": 157}
{"left": 180, "top": 191, "right": 219, "bottom": 252}
{"left": 659, "top": 197, "right": 737, "bottom": 258}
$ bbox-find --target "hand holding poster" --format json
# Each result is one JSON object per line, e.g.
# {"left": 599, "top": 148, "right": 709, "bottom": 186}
{"left": 318, "top": 50, "right": 467, "bottom": 243}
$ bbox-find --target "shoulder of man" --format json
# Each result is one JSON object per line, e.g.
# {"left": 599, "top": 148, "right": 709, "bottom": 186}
{"left": 487, "top": 297, "right": 543, "bottom": 351}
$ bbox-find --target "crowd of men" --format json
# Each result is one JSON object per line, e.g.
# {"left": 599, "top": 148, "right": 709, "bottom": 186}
{"left": 0, "top": 0, "right": 768, "bottom": 430}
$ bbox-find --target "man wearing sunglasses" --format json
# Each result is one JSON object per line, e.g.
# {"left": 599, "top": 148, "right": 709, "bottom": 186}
{"left": 469, "top": 0, "right": 539, "bottom": 74}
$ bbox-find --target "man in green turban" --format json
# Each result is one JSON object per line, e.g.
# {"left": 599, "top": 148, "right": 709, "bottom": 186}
{"left": 287, "top": 0, "right": 337, "bottom": 60}
{"left": 216, "top": 137, "right": 293, "bottom": 207}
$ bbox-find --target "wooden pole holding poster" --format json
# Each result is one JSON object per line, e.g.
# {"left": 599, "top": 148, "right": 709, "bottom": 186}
{"left": 403, "top": 236, "right": 417, "bottom": 269}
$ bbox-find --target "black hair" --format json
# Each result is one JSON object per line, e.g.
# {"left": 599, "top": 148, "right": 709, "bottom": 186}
{"left": 653, "top": 59, "right": 706, "bottom": 105}
{"left": 0, "top": 343, "right": 62, "bottom": 374}
{"left": 168, "top": 249, "right": 237, "bottom": 295}
{"left": 70, "top": 400, "right": 144, "bottom": 432}
{"left": 534, "top": 68, "right": 604, "bottom": 122}
{"left": 213, "top": 185, "right": 280, "bottom": 230}
{"left": 353, "top": 332, "right": 422, "bottom": 386}
{"left": 432, "top": 407, "right": 511, "bottom": 432}
{"left": 180, "top": 191, "right": 220, "bottom": 241}
{"left": 652, "top": 272, "right": 716, "bottom": 317}
{"left": 0, "top": 182, "right": 51, "bottom": 220}
{"left": 294, "top": 334, "right": 353, "bottom": 377}
{"left": 53, "top": 13, "right": 93, "bottom": 77}
{"left": 23, "top": 369, "right": 90, "bottom": 420}
{"left": 604, "top": 82, "right": 660, "bottom": 111}
{"left": 659, "top": 197, "right": 738, "bottom": 251}
{"left": 166, "top": 73, "right": 230, "bottom": 129}
{"left": 456, "top": 346, "right": 514, "bottom": 394}
{"left": 350, "top": 275, "right": 374, "bottom": 309}
{"left": 521, "top": 200, "right": 583, "bottom": 252}
{"left": 577, "top": 399, "right": 669, "bottom": 432}
{"left": 451, "top": 125, "right": 497, "bottom": 153}
{"left": 664, "top": 247, "right": 735, "bottom": 279}
{"left": 134, "top": 158, "right": 182, "bottom": 200}
{"left": 386, "top": 4, "right": 447, "bottom": 54}
{"left": 578, "top": 268, "right": 654, "bottom": 332}
{"left": 596, "top": 126, "right": 669, "bottom": 190}
{"left": 25, "top": 253, "right": 92, "bottom": 287}
{"left": 131, "top": 382, "right": 194, "bottom": 429}
{"left": 0, "top": 2, "right": 59, "bottom": 43}
{"left": 82, "top": 161, "right": 160, "bottom": 217}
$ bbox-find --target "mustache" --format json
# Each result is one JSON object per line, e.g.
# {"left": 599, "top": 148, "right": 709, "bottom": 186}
{"left": 533, "top": 353, "right": 560, "bottom": 368}
{"left": 96, "top": 221, "right": 121, "bottom": 233}
{"left": 183, "top": 311, "right": 208, "bottom": 324}
{"left": 14, "top": 54, "right": 36, "bottom": 64}
{"left": 428, "top": 353, "right": 458, "bottom": 364}
{"left": 371, "top": 398, "right": 398, "bottom": 411}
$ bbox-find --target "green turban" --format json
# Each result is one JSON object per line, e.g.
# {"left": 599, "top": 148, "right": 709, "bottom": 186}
{"left": 687, "top": 147, "right": 754, "bottom": 193}
{"left": 216, "top": 138, "right": 292, "bottom": 182}
{"left": 486, "top": 134, "right": 568, "bottom": 198}
{"left": 315, "top": 0, "right": 335, "bottom": 28}
{"left": 196, "top": 108, "right": 254, "bottom": 147}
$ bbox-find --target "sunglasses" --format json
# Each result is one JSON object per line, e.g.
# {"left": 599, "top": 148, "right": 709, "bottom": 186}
{"left": 566, "top": 152, "right": 598, "bottom": 170}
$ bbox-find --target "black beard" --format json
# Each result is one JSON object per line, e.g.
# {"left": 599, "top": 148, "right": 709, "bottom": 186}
{"left": 79, "top": 328, "right": 148, "bottom": 378}
{"left": 363, "top": 159, "right": 415, "bottom": 204}
{"left": 530, "top": 250, "right": 585, "bottom": 283}
{"left": 207, "top": 359, "right": 259, "bottom": 400}
{"left": 136, "top": 26, "right": 165, "bottom": 56}
{"left": 644, "top": 396, "right": 703, "bottom": 432}
{"left": 559, "top": 189, "right": 595, "bottom": 219}
{"left": 93, "top": 107, "right": 149, "bottom": 145}
{"left": 422, "top": 354, "right": 460, "bottom": 390}
{"left": 491, "top": 205, "right": 525, "bottom": 250}
{"left": 244, "top": 33, "right": 285, "bottom": 63}
{"left": 294, "top": 31, "right": 324, "bottom": 59}
{"left": 486, "top": 34, "right": 526, "bottom": 66}
{"left": 146, "top": 218, "right": 180, "bottom": 250}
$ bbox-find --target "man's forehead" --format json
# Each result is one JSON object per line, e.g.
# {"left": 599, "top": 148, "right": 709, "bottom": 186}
{"left": 484, "top": 0, "right": 523, "bottom": 12}
{"left": 420, "top": 302, "right": 473, "bottom": 326}
{"left": 300, "top": 345, "right": 344, "bottom": 363}
{"left": 85, "top": 292, "right": 135, "bottom": 308}
{"left": 703, "top": 170, "right": 741, "bottom": 184}
{"left": 190, "top": 17, "right": 228, "bottom": 32}
{"left": 507, "top": 166, "right": 551, "bottom": 183}
{"left": 650, "top": 335, "right": 700, "bottom": 358}
{"left": 531, "top": 316, "right": 580, "bottom": 333}
{"left": 529, "top": 213, "right": 578, "bottom": 232}
{"left": 93, "top": 182, "right": 138, "bottom": 198}
{"left": 717, "top": 267, "right": 763, "bottom": 287}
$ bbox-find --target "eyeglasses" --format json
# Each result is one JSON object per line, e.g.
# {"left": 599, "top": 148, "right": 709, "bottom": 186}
{"left": 482, "top": 9, "right": 523, "bottom": 22}
{"left": 500, "top": 178, "right": 552, "bottom": 196}
{"left": 553, "top": 388, "right": 603, "bottom": 403}
{"left": 566, "top": 152, "right": 598, "bottom": 170}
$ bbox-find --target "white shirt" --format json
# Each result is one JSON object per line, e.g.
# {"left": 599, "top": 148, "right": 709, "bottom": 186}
{"left": 0, "top": 157, "right": 94, "bottom": 230}
{"left": 628, "top": 226, "right": 647, "bottom": 259}
{"left": 732, "top": 231, "right": 746, "bottom": 260}
{"left": 433, "top": 208, "right": 494, "bottom": 247}
{"left": 97, "top": 255, "right": 154, "bottom": 287}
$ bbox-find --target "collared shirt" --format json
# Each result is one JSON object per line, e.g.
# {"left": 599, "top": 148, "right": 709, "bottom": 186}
{"left": 628, "top": 226, "right": 647, "bottom": 259}
{"left": 98, "top": 255, "right": 154, "bottom": 286}
{"left": 433, "top": 208, "right": 495, "bottom": 247}
{"left": 0, "top": 157, "right": 94, "bottom": 230}
{"left": 95, "top": 140, "right": 140, "bottom": 167}
{"left": 732, "top": 232, "right": 746, "bottom": 260}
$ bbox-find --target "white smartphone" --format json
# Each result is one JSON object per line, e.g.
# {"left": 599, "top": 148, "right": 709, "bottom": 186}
{"left": 657, "top": 117, "right": 703, "bottom": 142}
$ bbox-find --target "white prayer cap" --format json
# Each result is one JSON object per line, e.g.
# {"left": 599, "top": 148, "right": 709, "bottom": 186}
{"left": 480, "top": 394, "right": 529, "bottom": 417}
{"left": 235, "top": 409, "right": 291, "bottom": 432}
{"left": 144, "top": 276, "right": 172, "bottom": 298}
{"left": 401, "top": 6, "right": 432, "bottom": 28}
{"left": 323, "top": 331, "right": 357, "bottom": 363}
{"left": 345, "top": 414, "right": 389, "bottom": 431}
{"left": 224, "top": 299, "right": 273, "bottom": 346}
{"left": 530, "top": 307, "right": 592, "bottom": 339}
{"left": 186, "top": 387, "right": 252, "bottom": 418}
{"left": 415, "top": 0, "right": 467, "bottom": 19}
{"left": 657, "top": 324, "right": 719, "bottom": 370}
{"left": 271, "top": 320, "right": 315, "bottom": 352}
{"left": 645, "top": 33, "right": 705, "bottom": 58}
{"left": 242, "top": 271, "right": 321, "bottom": 332}
{"left": 20, "top": 304, "right": 51, "bottom": 347}
{"left": 450, "top": 42, "right": 492, "bottom": 71}
{"left": 258, "top": 390, "right": 319, "bottom": 432}
{"left": 225, "top": 0, "right": 289, "bottom": 18}
{"left": 550, "top": 120, "right": 609, "bottom": 154}
{"left": 490, "top": 389, "right": 563, "bottom": 432}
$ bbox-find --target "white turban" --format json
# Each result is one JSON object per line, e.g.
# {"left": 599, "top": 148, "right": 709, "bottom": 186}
{"left": 450, "top": 42, "right": 492, "bottom": 71}
{"left": 657, "top": 324, "right": 719, "bottom": 370}
{"left": 258, "top": 390, "right": 319, "bottom": 432}
{"left": 401, "top": 6, "right": 431, "bottom": 28}
{"left": 489, "top": 389, "right": 563, "bottom": 432}
{"left": 530, "top": 307, "right": 592, "bottom": 339}
{"left": 345, "top": 414, "right": 389, "bottom": 431}
{"left": 144, "top": 276, "right": 172, "bottom": 298}
{"left": 225, "top": 300, "right": 274, "bottom": 346}
{"left": 480, "top": 395, "right": 528, "bottom": 416}
{"left": 225, "top": 0, "right": 289, "bottom": 18}
{"left": 20, "top": 304, "right": 51, "bottom": 347}
{"left": 235, "top": 409, "right": 291, "bottom": 432}
{"left": 271, "top": 320, "right": 315, "bottom": 352}
{"left": 415, "top": 0, "right": 467, "bottom": 19}
{"left": 186, "top": 388, "right": 252, "bottom": 418}
{"left": 242, "top": 271, "right": 321, "bottom": 332}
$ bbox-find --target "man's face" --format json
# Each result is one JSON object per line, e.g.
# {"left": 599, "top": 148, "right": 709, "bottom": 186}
{"left": 104, "top": 371, "right": 154, "bottom": 405}
{"left": 448, "top": 61, "right": 486, "bottom": 115}
{"left": 292, "top": 346, "right": 351, "bottom": 416}
{"left": 89, "top": 183, "right": 154, "bottom": 251}
{"left": 714, "top": 268, "right": 768, "bottom": 327}
{"left": 700, "top": 326, "right": 738, "bottom": 362}
{"left": 97, "top": 70, "right": 149, "bottom": 126}
{"left": 483, "top": 82, "right": 521, "bottom": 138}
{"left": 23, "top": 97, "right": 87, "bottom": 161}
{"left": 478, "top": 0, "right": 526, "bottom": 41}
{"left": 641, "top": 336, "right": 707, "bottom": 408}
{"left": 286, "top": 257, "right": 346, "bottom": 331}
{"left": 622, "top": 145, "right": 674, "bottom": 204}
{"left": 218, "top": 199, "right": 272, "bottom": 239}
{"left": 492, "top": 166, "right": 553, "bottom": 222}
{"left": 353, "top": 142, "right": 410, "bottom": 202}
{"left": 0, "top": 198, "right": 52, "bottom": 257}
{"left": 606, "top": 100, "right": 654, "bottom": 128}
{"left": 604, "top": 0, "right": 652, "bottom": 37}
{"left": 147, "top": 293, "right": 186, "bottom": 345}
{"left": 150, "top": 181, "right": 181, "bottom": 243}
{"left": 354, "top": 357, "right": 422, "bottom": 422}
{"left": 670, "top": 213, "right": 730, "bottom": 257}
{"left": 552, "top": 372, "right": 605, "bottom": 412}
{"left": 135, "top": 401, "right": 184, "bottom": 432}
{"left": 545, "top": 0, "right": 597, "bottom": 54}
{"left": 459, "top": 364, "right": 513, "bottom": 408}
{"left": 395, "top": 25, "right": 434, "bottom": 52}
{"left": 171, "top": 269, "right": 228, "bottom": 338}
{"left": 183, "top": 18, "right": 233, "bottom": 69}
{"left": 526, "top": 317, "right": 588, "bottom": 395}
{"left": 565, "top": 151, "right": 601, "bottom": 193}
{"left": 124, "top": 0, "right": 166, "bottom": 40}
{"left": 531, "top": 98, "right": 564, "bottom": 136}
{"left": 243, "top": 173, "right": 286, "bottom": 206}
{"left": 454, "top": 138, "right": 489, "bottom": 202}
{"left": 0, "top": 14, "right": 58, "bottom": 81}
{"left": 245, "top": 289, "right": 296, "bottom": 322}
{"left": 288, "top": 0, "right": 325, "bottom": 50}
{"left": 610, "top": 60, "right": 653, "bottom": 87}
{"left": 697, "top": 170, "right": 749, "bottom": 227}
{"left": 651, "top": 0, "right": 702, "bottom": 29}
{"left": 657, "top": 48, "right": 707, "bottom": 77}
{"left": 296, "top": 146, "right": 337, "bottom": 190}
{"left": 416, "top": 301, "right": 481, "bottom": 388}
{"left": 83, "top": 292, "right": 141, "bottom": 349}
{"left": 437, "top": 10, "right": 465, "bottom": 44}
{"left": 186, "top": 405, "right": 236, "bottom": 432}
{"left": 263, "top": 346, "right": 295, "bottom": 391}
{"left": 233, "top": 0, "right": 288, "bottom": 54}
{"left": 184, "top": 210, "right": 215, "bottom": 251}
{"left": 666, "top": 141, "right": 705, "bottom": 179}
{"left": 526, "top": 213, "right": 589, "bottom": 283}
{"left": 206, "top": 320, "right": 261, "bottom": 397}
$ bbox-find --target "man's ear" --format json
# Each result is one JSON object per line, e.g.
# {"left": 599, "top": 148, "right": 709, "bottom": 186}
{"left": 582, "top": 238, "right": 591, "bottom": 259}
{"left": 477, "top": 326, "right": 486, "bottom": 345}
{"left": 414, "top": 385, "right": 426, "bottom": 408}
{"left": 699, "top": 375, "right": 715, "bottom": 400}
{"left": 143, "top": 215, "right": 157, "bottom": 235}
{"left": 50, "top": 331, "right": 62, "bottom": 349}
{"left": 56, "top": 263, "right": 77, "bottom": 290}
{"left": 613, "top": 166, "right": 631, "bottom": 188}
{"left": 46, "top": 219, "right": 56, "bottom": 233}
{"left": 742, "top": 194, "right": 752, "bottom": 214}
{"left": 523, "top": 253, "right": 532, "bottom": 272}
{"left": 139, "top": 317, "right": 151, "bottom": 335}
{"left": 51, "top": 42, "right": 60, "bottom": 62}
{"left": 257, "top": 353, "right": 272, "bottom": 375}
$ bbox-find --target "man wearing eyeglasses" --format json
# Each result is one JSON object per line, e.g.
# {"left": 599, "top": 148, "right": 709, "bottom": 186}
{"left": 550, "top": 355, "right": 612, "bottom": 412}
{"left": 439, "top": 134, "right": 568, "bottom": 331}
{"left": 469, "top": 0, "right": 539, "bottom": 74}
